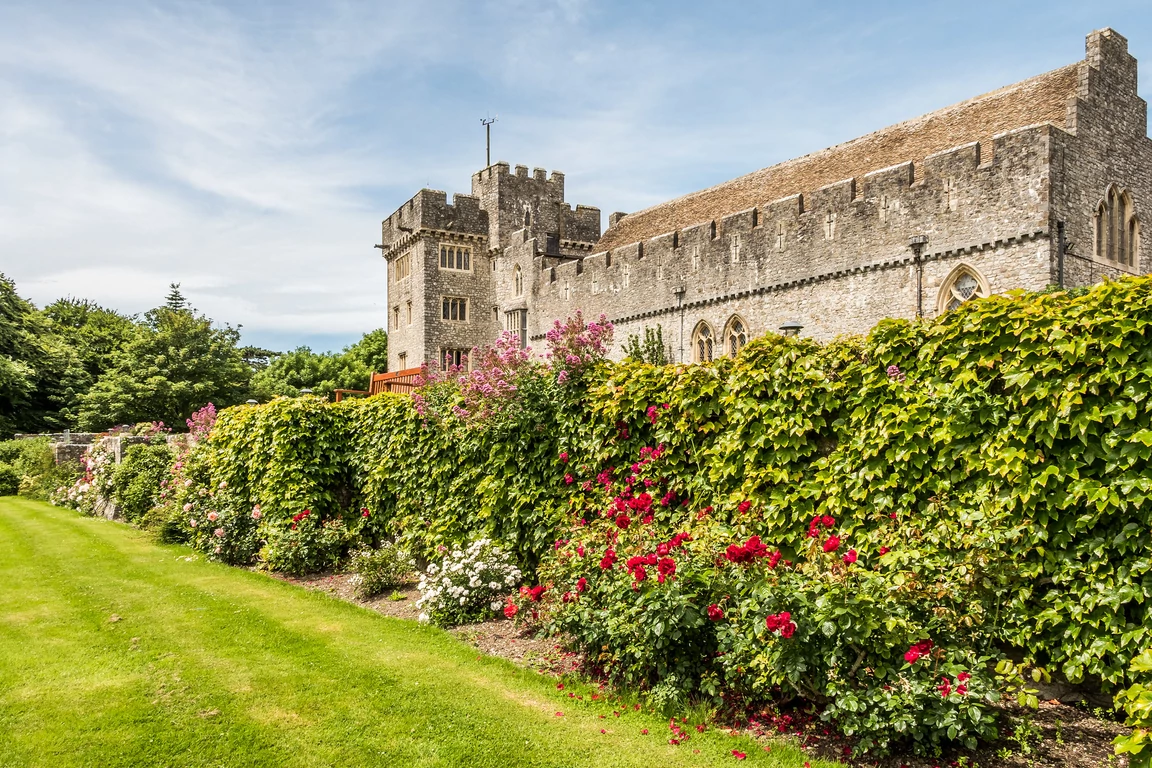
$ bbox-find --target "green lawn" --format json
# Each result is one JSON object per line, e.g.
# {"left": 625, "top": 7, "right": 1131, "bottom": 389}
{"left": 0, "top": 498, "right": 833, "bottom": 768}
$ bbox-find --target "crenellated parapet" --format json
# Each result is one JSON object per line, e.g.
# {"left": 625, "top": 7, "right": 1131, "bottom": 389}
{"left": 537, "top": 122, "right": 1057, "bottom": 342}
{"left": 380, "top": 190, "right": 489, "bottom": 260}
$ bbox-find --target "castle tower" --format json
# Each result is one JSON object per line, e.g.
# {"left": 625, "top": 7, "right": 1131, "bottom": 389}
{"left": 380, "top": 164, "right": 601, "bottom": 371}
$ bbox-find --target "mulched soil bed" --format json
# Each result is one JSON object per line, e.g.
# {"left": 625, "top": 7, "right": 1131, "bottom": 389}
{"left": 275, "top": 571, "right": 1128, "bottom": 768}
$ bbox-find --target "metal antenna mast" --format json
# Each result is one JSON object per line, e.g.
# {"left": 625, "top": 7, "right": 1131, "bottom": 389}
{"left": 481, "top": 115, "right": 497, "bottom": 167}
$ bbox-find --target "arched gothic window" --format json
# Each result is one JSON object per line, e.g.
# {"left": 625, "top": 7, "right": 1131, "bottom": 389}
{"left": 937, "top": 264, "right": 989, "bottom": 314}
{"left": 724, "top": 316, "right": 748, "bottom": 357}
{"left": 1095, "top": 186, "right": 1139, "bottom": 268}
{"left": 513, "top": 264, "right": 523, "bottom": 297}
{"left": 692, "top": 322, "right": 715, "bottom": 363}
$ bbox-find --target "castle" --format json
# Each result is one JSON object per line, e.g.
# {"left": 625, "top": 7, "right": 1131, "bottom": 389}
{"left": 379, "top": 28, "right": 1150, "bottom": 371}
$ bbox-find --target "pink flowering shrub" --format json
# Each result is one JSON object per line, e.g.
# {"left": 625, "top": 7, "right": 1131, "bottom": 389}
{"left": 185, "top": 487, "right": 263, "bottom": 565}
{"left": 186, "top": 403, "right": 217, "bottom": 440}
{"left": 545, "top": 311, "right": 613, "bottom": 386}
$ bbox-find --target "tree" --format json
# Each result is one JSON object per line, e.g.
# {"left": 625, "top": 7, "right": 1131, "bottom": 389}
{"left": 623, "top": 325, "right": 669, "bottom": 365}
{"left": 240, "top": 346, "right": 280, "bottom": 372}
{"left": 249, "top": 345, "right": 371, "bottom": 400}
{"left": 164, "top": 283, "right": 189, "bottom": 311}
{"left": 0, "top": 274, "right": 85, "bottom": 436}
{"left": 77, "top": 296, "right": 250, "bottom": 431}
{"left": 345, "top": 328, "right": 388, "bottom": 373}
{"left": 41, "top": 298, "right": 137, "bottom": 381}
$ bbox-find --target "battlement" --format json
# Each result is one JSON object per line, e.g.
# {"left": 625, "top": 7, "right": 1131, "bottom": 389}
{"left": 472, "top": 161, "right": 566, "bottom": 194}
{"left": 380, "top": 189, "right": 489, "bottom": 256}
{"left": 543, "top": 122, "right": 1056, "bottom": 310}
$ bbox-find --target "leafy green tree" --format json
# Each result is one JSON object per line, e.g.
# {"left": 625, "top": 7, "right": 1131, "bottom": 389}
{"left": 346, "top": 328, "right": 388, "bottom": 373}
{"left": 248, "top": 330, "right": 386, "bottom": 400}
{"left": 240, "top": 346, "right": 279, "bottom": 372}
{"left": 0, "top": 274, "right": 85, "bottom": 436}
{"left": 41, "top": 297, "right": 138, "bottom": 381}
{"left": 249, "top": 346, "right": 371, "bottom": 400}
{"left": 77, "top": 295, "right": 250, "bottom": 431}
{"left": 622, "top": 325, "right": 669, "bottom": 365}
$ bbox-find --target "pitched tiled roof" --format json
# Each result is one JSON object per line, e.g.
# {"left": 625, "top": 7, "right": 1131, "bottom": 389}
{"left": 596, "top": 63, "right": 1080, "bottom": 253}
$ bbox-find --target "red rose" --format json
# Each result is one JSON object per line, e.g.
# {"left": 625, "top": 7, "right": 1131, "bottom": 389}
{"left": 528, "top": 585, "right": 546, "bottom": 602}
{"left": 657, "top": 557, "right": 676, "bottom": 583}
{"left": 938, "top": 680, "right": 952, "bottom": 697}
{"left": 821, "top": 515, "right": 835, "bottom": 528}
{"left": 503, "top": 603, "right": 518, "bottom": 618}
{"left": 576, "top": 577, "right": 587, "bottom": 593}
{"left": 564, "top": 473, "right": 574, "bottom": 484}
{"left": 957, "top": 672, "right": 971, "bottom": 682}
{"left": 904, "top": 639, "right": 934, "bottom": 664}
{"left": 738, "top": 500, "right": 751, "bottom": 514}
{"left": 878, "top": 546, "right": 890, "bottom": 555}
{"left": 656, "top": 543, "right": 670, "bottom": 557}
{"left": 707, "top": 604, "right": 724, "bottom": 621}
{"left": 842, "top": 549, "right": 857, "bottom": 564}
{"left": 632, "top": 564, "right": 647, "bottom": 582}
{"left": 822, "top": 535, "right": 841, "bottom": 553}
{"left": 600, "top": 548, "right": 617, "bottom": 570}
{"left": 559, "top": 451, "right": 569, "bottom": 463}
{"left": 615, "top": 514, "right": 631, "bottom": 530}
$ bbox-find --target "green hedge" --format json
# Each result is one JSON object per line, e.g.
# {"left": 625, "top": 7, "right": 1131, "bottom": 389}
{"left": 189, "top": 277, "right": 1152, "bottom": 690}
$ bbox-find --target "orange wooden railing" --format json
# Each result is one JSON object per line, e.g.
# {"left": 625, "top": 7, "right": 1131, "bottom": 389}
{"left": 368, "top": 367, "right": 424, "bottom": 396}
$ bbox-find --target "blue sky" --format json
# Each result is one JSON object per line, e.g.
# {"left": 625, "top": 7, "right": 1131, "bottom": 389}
{"left": 2, "top": 0, "right": 1150, "bottom": 353}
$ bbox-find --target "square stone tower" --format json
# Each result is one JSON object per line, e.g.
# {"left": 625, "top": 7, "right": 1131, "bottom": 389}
{"left": 380, "top": 163, "right": 601, "bottom": 371}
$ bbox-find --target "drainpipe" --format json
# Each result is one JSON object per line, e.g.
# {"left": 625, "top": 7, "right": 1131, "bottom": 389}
{"left": 674, "top": 286, "right": 686, "bottom": 363}
{"left": 1057, "top": 220, "right": 1066, "bottom": 288}
{"left": 908, "top": 235, "right": 929, "bottom": 318}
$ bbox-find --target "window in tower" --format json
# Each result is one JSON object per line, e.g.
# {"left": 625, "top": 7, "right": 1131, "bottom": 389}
{"left": 442, "top": 297, "right": 468, "bottom": 322}
{"left": 439, "top": 243, "right": 472, "bottom": 271}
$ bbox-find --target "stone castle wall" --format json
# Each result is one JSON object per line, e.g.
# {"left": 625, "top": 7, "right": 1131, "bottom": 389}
{"left": 380, "top": 28, "right": 1151, "bottom": 368}
{"left": 532, "top": 125, "right": 1055, "bottom": 351}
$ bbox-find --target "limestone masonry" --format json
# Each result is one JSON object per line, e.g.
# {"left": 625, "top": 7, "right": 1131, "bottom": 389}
{"left": 379, "top": 28, "right": 1150, "bottom": 371}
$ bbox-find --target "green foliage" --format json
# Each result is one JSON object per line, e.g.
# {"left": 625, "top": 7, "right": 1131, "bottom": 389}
{"left": 248, "top": 329, "right": 387, "bottom": 400}
{"left": 0, "top": 463, "right": 19, "bottom": 496}
{"left": 623, "top": 325, "right": 669, "bottom": 365}
{"left": 172, "top": 277, "right": 1152, "bottom": 751}
{"left": 0, "top": 438, "right": 68, "bottom": 499}
{"left": 185, "top": 489, "right": 265, "bottom": 565}
{"left": 249, "top": 346, "right": 371, "bottom": 400}
{"left": 0, "top": 274, "right": 86, "bottom": 436}
{"left": 77, "top": 296, "right": 250, "bottom": 431}
{"left": 110, "top": 443, "right": 172, "bottom": 523}
{"left": 349, "top": 542, "right": 414, "bottom": 599}
{"left": 1115, "top": 649, "right": 1152, "bottom": 767}
{"left": 41, "top": 297, "right": 137, "bottom": 383}
{"left": 261, "top": 513, "right": 351, "bottom": 575}
{"left": 346, "top": 328, "right": 389, "bottom": 373}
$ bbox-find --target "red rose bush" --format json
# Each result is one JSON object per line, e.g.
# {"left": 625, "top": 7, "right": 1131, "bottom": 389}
{"left": 528, "top": 442, "right": 1016, "bottom": 756}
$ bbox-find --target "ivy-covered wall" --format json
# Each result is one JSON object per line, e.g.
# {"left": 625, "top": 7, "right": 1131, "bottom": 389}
{"left": 197, "top": 278, "right": 1152, "bottom": 688}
